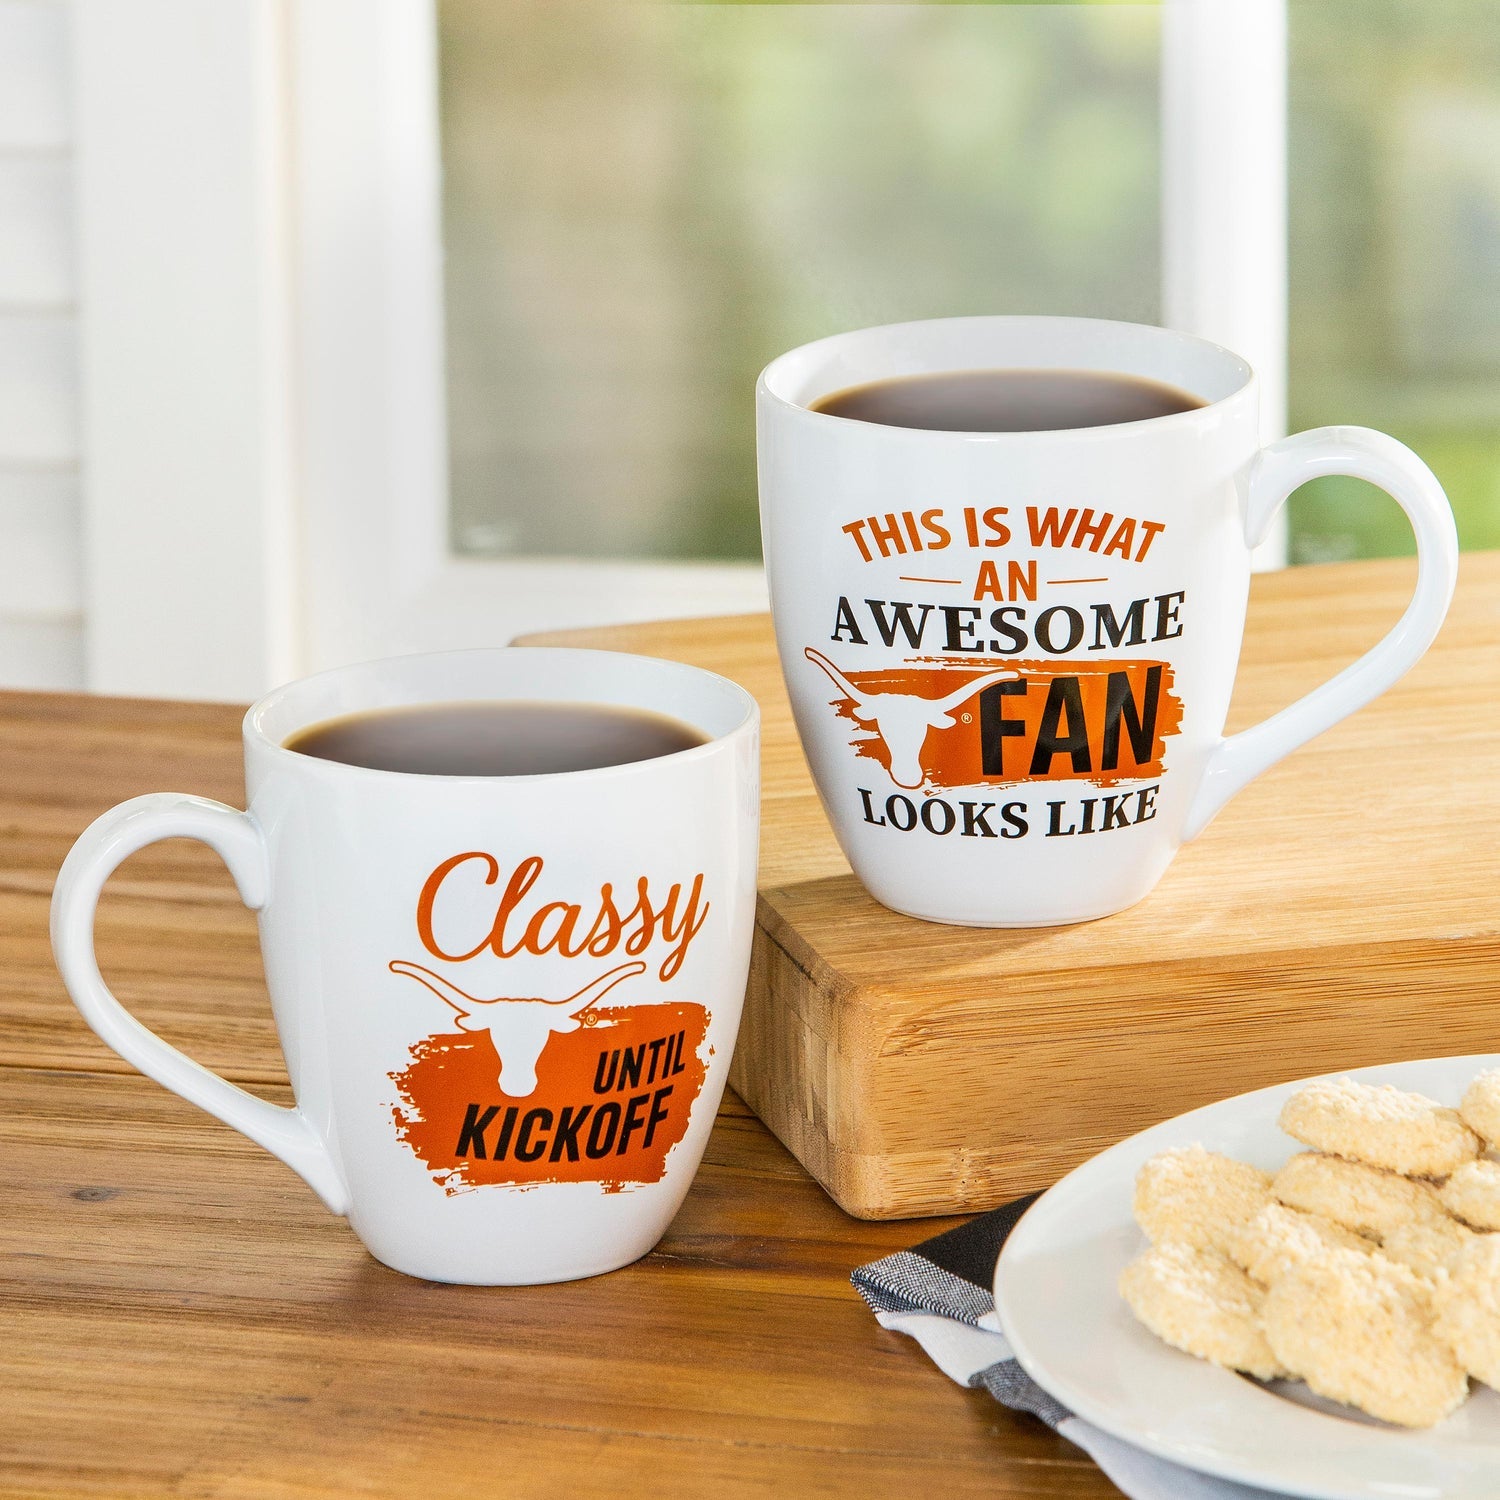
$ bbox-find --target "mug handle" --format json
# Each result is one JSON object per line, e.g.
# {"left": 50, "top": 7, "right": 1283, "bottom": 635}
{"left": 1183, "top": 426, "right": 1459, "bottom": 841}
{"left": 50, "top": 793, "right": 350, "bottom": 1214}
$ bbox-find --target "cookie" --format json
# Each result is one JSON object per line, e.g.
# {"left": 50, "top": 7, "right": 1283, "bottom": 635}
{"left": 1262, "top": 1247, "right": 1468, "bottom": 1427}
{"left": 1228, "top": 1202, "right": 1372, "bottom": 1286}
{"left": 1433, "top": 1235, "right": 1500, "bottom": 1388}
{"left": 1459, "top": 1069, "right": 1500, "bottom": 1147}
{"left": 1272, "top": 1152, "right": 1446, "bottom": 1239}
{"left": 1133, "top": 1145, "right": 1273, "bottom": 1254}
{"left": 1440, "top": 1159, "right": 1500, "bottom": 1231}
{"left": 1279, "top": 1077, "right": 1479, "bottom": 1178}
{"left": 1380, "top": 1217, "right": 1475, "bottom": 1280}
{"left": 1119, "top": 1243, "right": 1284, "bottom": 1380}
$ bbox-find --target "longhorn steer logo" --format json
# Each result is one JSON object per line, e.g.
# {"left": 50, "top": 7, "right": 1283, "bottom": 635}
{"left": 805, "top": 647, "right": 1020, "bottom": 789}
{"left": 388, "top": 959, "right": 648, "bottom": 1097}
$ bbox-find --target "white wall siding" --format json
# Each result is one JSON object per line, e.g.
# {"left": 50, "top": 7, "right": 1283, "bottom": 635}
{"left": 0, "top": 0, "right": 82, "bottom": 688}
{"left": 0, "top": 618, "right": 80, "bottom": 686}
{"left": 0, "top": 470, "right": 80, "bottom": 615}
{"left": 0, "top": 156, "right": 73, "bottom": 303}
{"left": 0, "top": 312, "right": 76, "bottom": 459}
{"left": 0, "top": 2, "right": 69, "bottom": 150}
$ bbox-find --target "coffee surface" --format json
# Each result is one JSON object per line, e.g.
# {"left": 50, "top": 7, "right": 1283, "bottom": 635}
{"left": 284, "top": 701, "right": 707, "bottom": 776}
{"left": 809, "top": 368, "right": 1205, "bottom": 432}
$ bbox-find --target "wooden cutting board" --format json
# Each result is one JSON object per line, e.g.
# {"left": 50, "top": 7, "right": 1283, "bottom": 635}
{"left": 524, "top": 552, "right": 1500, "bottom": 1219}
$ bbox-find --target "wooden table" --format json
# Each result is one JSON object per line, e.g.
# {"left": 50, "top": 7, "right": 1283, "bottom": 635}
{"left": 0, "top": 553, "right": 1472, "bottom": 1498}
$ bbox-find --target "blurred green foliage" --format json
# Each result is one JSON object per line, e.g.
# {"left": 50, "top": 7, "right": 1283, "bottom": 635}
{"left": 440, "top": 1, "right": 1159, "bottom": 561}
{"left": 438, "top": 0, "right": 1500, "bottom": 565}
{"left": 1287, "top": 0, "right": 1500, "bottom": 560}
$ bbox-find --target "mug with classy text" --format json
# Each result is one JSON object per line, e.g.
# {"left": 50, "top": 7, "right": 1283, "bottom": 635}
{"left": 757, "top": 316, "right": 1457, "bottom": 927}
{"left": 51, "top": 649, "right": 759, "bottom": 1283}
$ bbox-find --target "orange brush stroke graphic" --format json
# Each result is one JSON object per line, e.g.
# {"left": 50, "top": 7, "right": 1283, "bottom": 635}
{"left": 390, "top": 1001, "right": 709, "bottom": 1195}
{"left": 823, "top": 658, "right": 1183, "bottom": 788}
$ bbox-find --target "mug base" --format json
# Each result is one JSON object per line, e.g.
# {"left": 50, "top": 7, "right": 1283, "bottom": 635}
{"left": 871, "top": 890, "right": 1151, "bottom": 929}
{"left": 360, "top": 1238, "right": 658, "bottom": 1286}
{"left": 349, "top": 1199, "right": 673, "bottom": 1286}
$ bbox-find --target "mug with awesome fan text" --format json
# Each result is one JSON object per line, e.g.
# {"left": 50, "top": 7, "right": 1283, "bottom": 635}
{"left": 757, "top": 317, "right": 1457, "bottom": 927}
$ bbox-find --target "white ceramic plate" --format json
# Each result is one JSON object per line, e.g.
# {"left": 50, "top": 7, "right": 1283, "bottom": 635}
{"left": 994, "top": 1055, "right": 1500, "bottom": 1500}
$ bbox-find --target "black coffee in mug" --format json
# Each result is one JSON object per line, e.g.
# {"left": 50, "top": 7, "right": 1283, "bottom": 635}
{"left": 809, "top": 368, "right": 1205, "bottom": 433}
{"left": 284, "top": 701, "right": 707, "bottom": 776}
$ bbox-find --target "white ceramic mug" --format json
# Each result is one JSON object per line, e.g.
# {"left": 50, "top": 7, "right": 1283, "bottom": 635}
{"left": 51, "top": 648, "right": 759, "bottom": 1284}
{"left": 757, "top": 316, "right": 1457, "bottom": 927}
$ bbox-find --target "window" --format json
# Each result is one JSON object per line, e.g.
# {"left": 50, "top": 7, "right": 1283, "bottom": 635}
{"left": 76, "top": 0, "right": 1498, "bottom": 698}
{"left": 438, "top": 0, "right": 1161, "bottom": 565}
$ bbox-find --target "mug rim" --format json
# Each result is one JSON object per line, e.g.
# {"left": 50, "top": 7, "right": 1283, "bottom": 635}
{"left": 243, "top": 645, "right": 759, "bottom": 786}
{"left": 756, "top": 314, "right": 1256, "bottom": 441}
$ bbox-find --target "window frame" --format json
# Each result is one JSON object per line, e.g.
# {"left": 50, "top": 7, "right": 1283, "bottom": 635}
{"left": 288, "top": 0, "right": 769, "bottom": 679}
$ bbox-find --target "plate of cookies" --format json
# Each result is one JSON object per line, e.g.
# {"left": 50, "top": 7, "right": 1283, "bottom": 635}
{"left": 994, "top": 1055, "right": 1500, "bottom": 1499}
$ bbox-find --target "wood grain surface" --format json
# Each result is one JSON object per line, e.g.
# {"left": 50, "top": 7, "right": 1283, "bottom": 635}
{"left": 526, "top": 553, "right": 1500, "bottom": 1217}
{"left": 0, "top": 684, "right": 1113, "bottom": 1492}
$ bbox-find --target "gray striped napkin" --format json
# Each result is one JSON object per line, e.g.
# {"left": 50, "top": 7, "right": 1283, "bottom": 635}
{"left": 851, "top": 1196, "right": 1282, "bottom": 1498}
